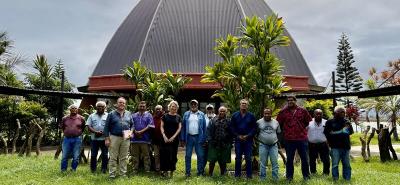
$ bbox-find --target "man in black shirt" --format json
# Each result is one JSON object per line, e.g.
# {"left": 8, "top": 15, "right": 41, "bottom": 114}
{"left": 324, "top": 106, "right": 353, "bottom": 181}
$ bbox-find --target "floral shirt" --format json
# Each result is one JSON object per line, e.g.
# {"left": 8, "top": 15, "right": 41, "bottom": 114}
{"left": 277, "top": 106, "right": 312, "bottom": 141}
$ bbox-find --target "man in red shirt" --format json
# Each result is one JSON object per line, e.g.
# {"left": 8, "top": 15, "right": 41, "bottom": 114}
{"left": 277, "top": 95, "right": 312, "bottom": 181}
{"left": 59, "top": 104, "right": 85, "bottom": 172}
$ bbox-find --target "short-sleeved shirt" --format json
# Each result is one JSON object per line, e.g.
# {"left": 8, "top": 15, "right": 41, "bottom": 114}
{"left": 162, "top": 114, "right": 182, "bottom": 145}
{"left": 130, "top": 111, "right": 155, "bottom": 144}
{"left": 307, "top": 118, "right": 327, "bottom": 143}
{"left": 60, "top": 114, "right": 85, "bottom": 137}
{"left": 277, "top": 106, "right": 312, "bottom": 141}
{"left": 86, "top": 112, "right": 108, "bottom": 140}
{"left": 257, "top": 118, "right": 281, "bottom": 145}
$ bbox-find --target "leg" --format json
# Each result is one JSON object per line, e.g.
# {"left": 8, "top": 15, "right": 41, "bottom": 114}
{"left": 308, "top": 143, "right": 318, "bottom": 174}
{"left": 194, "top": 137, "right": 205, "bottom": 176}
{"left": 258, "top": 143, "right": 267, "bottom": 180}
{"left": 61, "top": 137, "right": 71, "bottom": 171}
{"left": 185, "top": 136, "right": 194, "bottom": 176}
{"left": 119, "top": 139, "right": 130, "bottom": 176}
{"left": 71, "top": 137, "right": 82, "bottom": 171}
{"left": 108, "top": 135, "right": 120, "bottom": 177}
{"left": 297, "top": 140, "right": 310, "bottom": 179}
{"left": 319, "top": 142, "right": 330, "bottom": 175}
{"left": 234, "top": 142, "right": 244, "bottom": 177}
{"left": 99, "top": 140, "right": 109, "bottom": 173}
{"left": 208, "top": 161, "right": 215, "bottom": 176}
{"left": 330, "top": 148, "right": 340, "bottom": 181}
{"left": 341, "top": 149, "right": 352, "bottom": 180}
{"left": 270, "top": 144, "right": 279, "bottom": 181}
{"left": 243, "top": 141, "right": 253, "bottom": 178}
{"left": 285, "top": 141, "right": 296, "bottom": 180}
{"left": 90, "top": 140, "right": 100, "bottom": 172}
{"left": 220, "top": 163, "right": 227, "bottom": 175}
{"left": 131, "top": 143, "right": 140, "bottom": 173}
{"left": 153, "top": 144, "right": 160, "bottom": 172}
{"left": 141, "top": 144, "right": 151, "bottom": 172}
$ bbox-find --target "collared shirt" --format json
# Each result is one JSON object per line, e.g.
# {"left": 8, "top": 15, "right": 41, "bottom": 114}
{"left": 86, "top": 112, "right": 108, "bottom": 140}
{"left": 257, "top": 118, "right": 281, "bottom": 145}
{"left": 130, "top": 111, "right": 155, "bottom": 144}
{"left": 188, "top": 111, "right": 200, "bottom": 135}
{"left": 276, "top": 106, "right": 312, "bottom": 141}
{"left": 60, "top": 114, "right": 85, "bottom": 137}
{"left": 230, "top": 111, "right": 257, "bottom": 142}
{"left": 307, "top": 118, "right": 327, "bottom": 143}
{"left": 324, "top": 118, "right": 354, "bottom": 149}
{"left": 104, "top": 110, "right": 132, "bottom": 137}
{"left": 207, "top": 117, "right": 232, "bottom": 148}
{"left": 205, "top": 113, "right": 216, "bottom": 128}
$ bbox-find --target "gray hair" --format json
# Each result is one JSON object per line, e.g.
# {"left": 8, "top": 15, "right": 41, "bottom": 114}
{"left": 334, "top": 106, "right": 345, "bottom": 113}
{"left": 95, "top": 101, "right": 106, "bottom": 107}
{"left": 239, "top": 99, "right": 249, "bottom": 104}
{"left": 218, "top": 106, "right": 227, "bottom": 112}
{"left": 168, "top": 100, "right": 179, "bottom": 111}
{"left": 68, "top": 104, "right": 78, "bottom": 109}
{"left": 314, "top": 109, "right": 323, "bottom": 114}
{"left": 155, "top": 105, "right": 163, "bottom": 110}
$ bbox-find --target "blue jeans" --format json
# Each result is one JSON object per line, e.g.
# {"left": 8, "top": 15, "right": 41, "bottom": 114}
{"left": 259, "top": 143, "right": 279, "bottom": 180}
{"left": 185, "top": 135, "right": 205, "bottom": 176}
{"left": 331, "top": 148, "right": 351, "bottom": 180}
{"left": 90, "top": 140, "right": 109, "bottom": 172}
{"left": 234, "top": 140, "right": 253, "bottom": 178}
{"left": 285, "top": 140, "right": 310, "bottom": 180}
{"left": 61, "top": 137, "right": 82, "bottom": 171}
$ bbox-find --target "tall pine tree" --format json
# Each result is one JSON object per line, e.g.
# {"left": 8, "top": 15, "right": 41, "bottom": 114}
{"left": 335, "top": 33, "right": 363, "bottom": 93}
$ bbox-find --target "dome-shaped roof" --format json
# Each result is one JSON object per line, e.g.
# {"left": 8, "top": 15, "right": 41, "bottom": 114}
{"left": 92, "top": 0, "right": 317, "bottom": 85}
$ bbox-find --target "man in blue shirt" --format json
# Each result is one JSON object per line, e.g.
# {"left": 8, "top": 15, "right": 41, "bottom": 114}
{"left": 130, "top": 101, "right": 154, "bottom": 174}
{"left": 86, "top": 101, "right": 108, "bottom": 173}
{"left": 180, "top": 99, "right": 207, "bottom": 177}
{"left": 230, "top": 99, "right": 257, "bottom": 178}
{"left": 104, "top": 97, "right": 132, "bottom": 179}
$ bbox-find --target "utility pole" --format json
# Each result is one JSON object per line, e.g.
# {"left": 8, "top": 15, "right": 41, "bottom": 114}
{"left": 332, "top": 71, "right": 337, "bottom": 108}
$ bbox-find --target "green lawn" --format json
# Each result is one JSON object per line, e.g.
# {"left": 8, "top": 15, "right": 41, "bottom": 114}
{"left": 1, "top": 153, "right": 400, "bottom": 185}
{"left": 350, "top": 133, "right": 400, "bottom": 146}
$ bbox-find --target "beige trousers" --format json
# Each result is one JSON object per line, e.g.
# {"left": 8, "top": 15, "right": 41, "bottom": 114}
{"left": 130, "top": 143, "right": 151, "bottom": 172}
{"left": 109, "top": 135, "right": 130, "bottom": 176}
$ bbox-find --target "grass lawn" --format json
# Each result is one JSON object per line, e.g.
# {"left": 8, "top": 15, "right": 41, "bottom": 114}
{"left": 350, "top": 133, "right": 400, "bottom": 146}
{"left": 1, "top": 153, "right": 400, "bottom": 185}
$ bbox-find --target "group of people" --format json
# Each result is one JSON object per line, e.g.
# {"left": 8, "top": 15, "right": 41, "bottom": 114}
{"left": 59, "top": 95, "right": 354, "bottom": 181}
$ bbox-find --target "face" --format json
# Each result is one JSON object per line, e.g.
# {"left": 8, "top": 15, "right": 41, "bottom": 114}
{"left": 96, "top": 104, "right": 105, "bottom": 114}
{"left": 287, "top": 97, "right": 296, "bottom": 108}
{"left": 190, "top": 102, "right": 198, "bottom": 112}
{"left": 117, "top": 98, "right": 126, "bottom": 111}
{"left": 240, "top": 101, "right": 248, "bottom": 111}
{"left": 263, "top": 109, "right": 272, "bottom": 121}
{"left": 206, "top": 108, "right": 214, "bottom": 114}
{"left": 314, "top": 111, "right": 323, "bottom": 121}
{"left": 138, "top": 103, "right": 146, "bottom": 112}
{"left": 170, "top": 103, "right": 178, "bottom": 113}
{"left": 335, "top": 109, "right": 346, "bottom": 118}
{"left": 70, "top": 107, "right": 78, "bottom": 115}
{"left": 218, "top": 108, "right": 227, "bottom": 118}
{"left": 155, "top": 107, "right": 162, "bottom": 116}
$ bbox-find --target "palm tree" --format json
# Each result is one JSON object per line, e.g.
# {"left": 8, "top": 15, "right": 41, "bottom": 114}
{"left": 380, "top": 95, "right": 400, "bottom": 141}
{"left": 0, "top": 32, "right": 12, "bottom": 56}
{"left": 358, "top": 79, "right": 385, "bottom": 129}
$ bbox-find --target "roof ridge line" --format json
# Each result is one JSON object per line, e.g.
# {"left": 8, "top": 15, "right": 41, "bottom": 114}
{"left": 235, "top": 0, "right": 247, "bottom": 19}
{"left": 138, "top": 0, "right": 164, "bottom": 61}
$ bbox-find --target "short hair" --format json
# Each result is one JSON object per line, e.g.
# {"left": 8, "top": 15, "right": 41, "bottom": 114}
{"left": 117, "top": 97, "right": 126, "bottom": 103}
{"left": 139, "top": 101, "right": 146, "bottom": 105}
{"left": 240, "top": 99, "right": 249, "bottom": 104}
{"left": 168, "top": 100, "right": 179, "bottom": 111}
{"left": 264, "top": 107, "right": 272, "bottom": 112}
{"left": 95, "top": 101, "right": 106, "bottom": 107}
{"left": 218, "top": 106, "right": 227, "bottom": 112}
{"left": 314, "top": 109, "right": 323, "bottom": 114}
{"left": 287, "top": 95, "right": 297, "bottom": 101}
{"left": 69, "top": 104, "right": 78, "bottom": 109}
{"left": 334, "top": 106, "right": 345, "bottom": 113}
{"left": 155, "top": 105, "right": 163, "bottom": 110}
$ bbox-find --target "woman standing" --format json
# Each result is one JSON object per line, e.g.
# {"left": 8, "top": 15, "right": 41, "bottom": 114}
{"left": 160, "top": 100, "right": 182, "bottom": 177}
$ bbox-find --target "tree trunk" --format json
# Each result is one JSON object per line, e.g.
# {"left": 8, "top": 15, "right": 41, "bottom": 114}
{"left": 25, "top": 119, "right": 39, "bottom": 157}
{"left": 35, "top": 120, "right": 45, "bottom": 156}
{"left": 0, "top": 134, "right": 8, "bottom": 154}
{"left": 11, "top": 119, "right": 21, "bottom": 154}
{"left": 54, "top": 145, "right": 62, "bottom": 160}
{"left": 360, "top": 126, "right": 370, "bottom": 162}
{"left": 392, "top": 114, "right": 399, "bottom": 141}
{"left": 79, "top": 146, "right": 88, "bottom": 164}
{"left": 367, "top": 128, "right": 375, "bottom": 158}
{"left": 388, "top": 127, "right": 398, "bottom": 160}
{"left": 377, "top": 128, "right": 391, "bottom": 162}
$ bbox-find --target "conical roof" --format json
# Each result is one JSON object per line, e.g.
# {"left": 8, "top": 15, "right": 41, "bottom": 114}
{"left": 92, "top": 0, "right": 317, "bottom": 85}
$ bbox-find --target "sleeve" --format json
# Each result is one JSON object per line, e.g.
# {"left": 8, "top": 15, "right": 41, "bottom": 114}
{"left": 206, "top": 119, "right": 214, "bottom": 142}
{"left": 200, "top": 113, "right": 207, "bottom": 143}
{"left": 103, "top": 113, "right": 111, "bottom": 137}
{"left": 247, "top": 115, "right": 257, "bottom": 137}
{"left": 147, "top": 113, "right": 155, "bottom": 128}
{"left": 276, "top": 120, "right": 282, "bottom": 134}
{"left": 130, "top": 114, "right": 135, "bottom": 131}
{"left": 230, "top": 114, "right": 239, "bottom": 138}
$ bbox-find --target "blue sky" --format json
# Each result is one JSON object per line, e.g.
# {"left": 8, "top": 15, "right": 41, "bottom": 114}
{"left": 1, "top": 0, "right": 399, "bottom": 89}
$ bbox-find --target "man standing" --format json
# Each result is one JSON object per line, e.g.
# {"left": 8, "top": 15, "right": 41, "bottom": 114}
{"left": 307, "top": 109, "right": 330, "bottom": 175}
{"left": 151, "top": 105, "right": 164, "bottom": 173}
{"left": 86, "top": 101, "right": 109, "bottom": 173}
{"left": 59, "top": 104, "right": 85, "bottom": 172}
{"left": 180, "top": 99, "right": 207, "bottom": 177}
{"left": 203, "top": 104, "right": 216, "bottom": 171}
{"left": 230, "top": 99, "right": 257, "bottom": 178}
{"left": 104, "top": 97, "right": 132, "bottom": 179}
{"left": 277, "top": 95, "right": 312, "bottom": 181}
{"left": 206, "top": 106, "right": 232, "bottom": 176}
{"left": 130, "top": 101, "right": 155, "bottom": 174}
{"left": 257, "top": 108, "right": 281, "bottom": 181}
{"left": 324, "top": 106, "right": 354, "bottom": 181}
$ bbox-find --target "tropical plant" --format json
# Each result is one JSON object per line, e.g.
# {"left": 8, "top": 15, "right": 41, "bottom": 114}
{"left": 358, "top": 78, "right": 385, "bottom": 129}
{"left": 202, "top": 15, "right": 291, "bottom": 116}
{"left": 304, "top": 99, "right": 333, "bottom": 119}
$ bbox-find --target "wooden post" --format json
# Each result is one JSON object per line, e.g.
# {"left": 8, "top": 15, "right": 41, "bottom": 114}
{"left": 11, "top": 119, "right": 21, "bottom": 154}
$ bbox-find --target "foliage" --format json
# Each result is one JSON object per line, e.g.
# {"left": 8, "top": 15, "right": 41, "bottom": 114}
{"left": 303, "top": 99, "right": 333, "bottom": 119}
{"left": 202, "top": 15, "right": 291, "bottom": 116}
{"left": 346, "top": 104, "right": 360, "bottom": 124}
{"left": 123, "top": 61, "right": 192, "bottom": 112}
{"left": 334, "top": 33, "right": 363, "bottom": 93}
{"left": 0, "top": 31, "right": 12, "bottom": 56}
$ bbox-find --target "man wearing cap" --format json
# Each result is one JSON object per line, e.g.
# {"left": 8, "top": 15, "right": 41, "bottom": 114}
{"left": 203, "top": 104, "right": 216, "bottom": 171}
{"left": 180, "top": 99, "right": 207, "bottom": 177}
{"left": 59, "top": 104, "right": 86, "bottom": 172}
{"left": 86, "top": 101, "right": 108, "bottom": 173}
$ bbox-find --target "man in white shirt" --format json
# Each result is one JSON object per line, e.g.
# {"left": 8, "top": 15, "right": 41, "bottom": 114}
{"left": 307, "top": 109, "right": 330, "bottom": 175}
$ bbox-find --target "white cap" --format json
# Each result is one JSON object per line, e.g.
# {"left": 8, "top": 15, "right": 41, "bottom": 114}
{"left": 206, "top": 104, "right": 214, "bottom": 109}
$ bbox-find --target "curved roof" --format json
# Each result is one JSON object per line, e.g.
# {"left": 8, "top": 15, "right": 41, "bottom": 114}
{"left": 92, "top": 0, "right": 317, "bottom": 85}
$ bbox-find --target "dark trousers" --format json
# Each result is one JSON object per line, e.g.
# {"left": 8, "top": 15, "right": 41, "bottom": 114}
{"left": 90, "top": 140, "right": 109, "bottom": 172}
{"left": 309, "top": 142, "right": 330, "bottom": 175}
{"left": 285, "top": 140, "right": 310, "bottom": 180}
{"left": 234, "top": 140, "right": 253, "bottom": 178}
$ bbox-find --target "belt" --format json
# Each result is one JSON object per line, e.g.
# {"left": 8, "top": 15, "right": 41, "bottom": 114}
{"left": 189, "top": 134, "right": 198, "bottom": 136}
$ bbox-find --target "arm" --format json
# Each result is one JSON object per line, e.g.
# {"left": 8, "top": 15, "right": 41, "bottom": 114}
{"left": 172, "top": 122, "right": 182, "bottom": 142}
{"left": 160, "top": 119, "right": 169, "bottom": 143}
{"left": 230, "top": 114, "right": 239, "bottom": 139}
{"left": 104, "top": 113, "right": 111, "bottom": 146}
{"left": 207, "top": 119, "right": 214, "bottom": 142}
{"left": 86, "top": 115, "right": 96, "bottom": 133}
{"left": 247, "top": 115, "right": 257, "bottom": 138}
{"left": 180, "top": 113, "right": 187, "bottom": 142}
{"left": 200, "top": 114, "right": 207, "bottom": 143}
